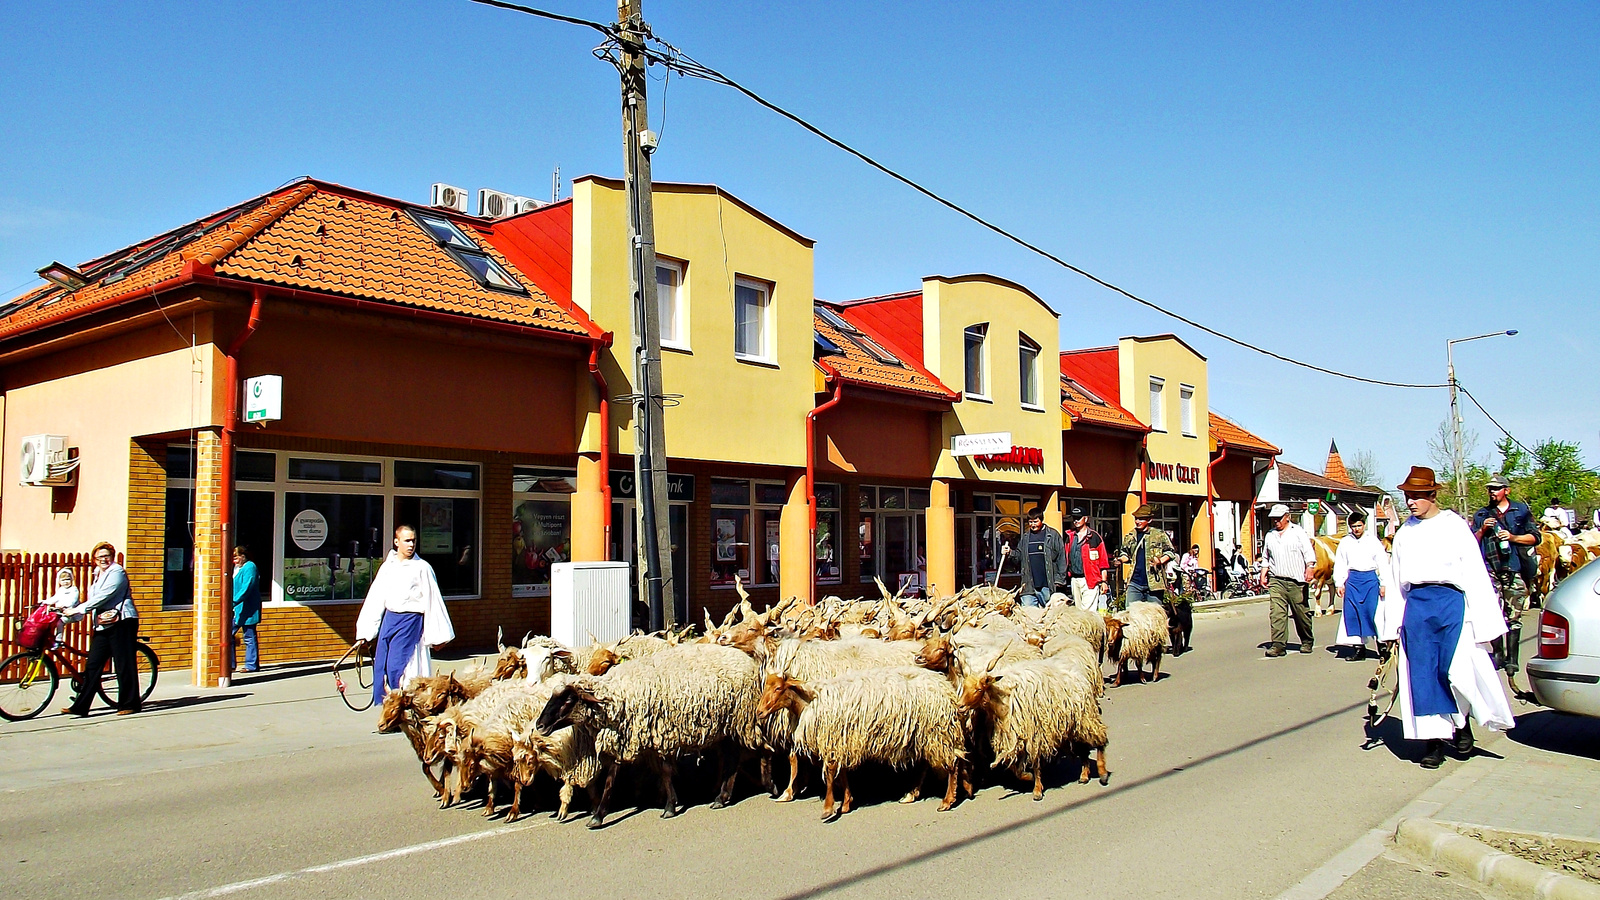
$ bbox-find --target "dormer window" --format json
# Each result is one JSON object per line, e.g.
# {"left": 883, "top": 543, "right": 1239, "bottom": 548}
{"left": 407, "top": 209, "right": 526, "bottom": 294}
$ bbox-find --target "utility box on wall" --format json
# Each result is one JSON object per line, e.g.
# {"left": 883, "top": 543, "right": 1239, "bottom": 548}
{"left": 549, "top": 561, "right": 631, "bottom": 648}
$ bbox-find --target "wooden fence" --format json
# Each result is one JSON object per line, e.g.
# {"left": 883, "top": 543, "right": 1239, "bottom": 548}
{"left": 0, "top": 552, "right": 122, "bottom": 655}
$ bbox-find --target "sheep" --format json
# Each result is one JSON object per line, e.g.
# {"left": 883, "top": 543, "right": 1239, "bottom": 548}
{"left": 536, "top": 642, "right": 765, "bottom": 828}
{"left": 757, "top": 636, "right": 922, "bottom": 801}
{"left": 581, "top": 632, "right": 668, "bottom": 676}
{"left": 1104, "top": 602, "right": 1168, "bottom": 686}
{"left": 1036, "top": 631, "right": 1103, "bottom": 698}
{"left": 509, "top": 712, "right": 600, "bottom": 823}
{"left": 953, "top": 649, "right": 1110, "bottom": 799}
{"left": 913, "top": 627, "right": 1042, "bottom": 675}
{"left": 1042, "top": 603, "right": 1108, "bottom": 662}
{"left": 757, "top": 666, "right": 968, "bottom": 821}
{"left": 412, "top": 663, "right": 495, "bottom": 714}
{"left": 377, "top": 678, "right": 447, "bottom": 798}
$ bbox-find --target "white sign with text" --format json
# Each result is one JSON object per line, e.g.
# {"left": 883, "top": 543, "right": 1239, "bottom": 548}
{"left": 951, "top": 432, "right": 1012, "bottom": 456}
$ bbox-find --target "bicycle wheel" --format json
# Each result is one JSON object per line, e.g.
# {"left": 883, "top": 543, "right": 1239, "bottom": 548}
{"left": 98, "top": 643, "right": 159, "bottom": 708}
{"left": 1366, "top": 646, "right": 1399, "bottom": 727}
{"left": 0, "top": 651, "right": 60, "bottom": 721}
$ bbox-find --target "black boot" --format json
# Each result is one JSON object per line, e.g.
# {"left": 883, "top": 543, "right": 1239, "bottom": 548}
{"left": 1452, "top": 723, "right": 1474, "bottom": 757}
{"left": 1420, "top": 740, "right": 1447, "bottom": 769}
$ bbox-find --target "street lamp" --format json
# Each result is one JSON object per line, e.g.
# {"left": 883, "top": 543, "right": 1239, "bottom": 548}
{"left": 1447, "top": 330, "right": 1518, "bottom": 512}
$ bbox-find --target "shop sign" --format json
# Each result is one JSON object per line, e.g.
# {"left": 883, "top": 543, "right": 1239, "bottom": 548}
{"left": 952, "top": 432, "right": 1011, "bottom": 456}
{"left": 1307, "top": 499, "right": 1321, "bottom": 514}
{"left": 243, "top": 375, "right": 282, "bottom": 423}
{"left": 610, "top": 471, "right": 695, "bottom": 502}
{"left": 289, "top": 508, "right": 328, "bottom": 551}
{"left": 976, "top": 446, "right": 1045, "bottom": 468}
{"left": 1145, "top": 460, "right": 1202, "bottom": 485}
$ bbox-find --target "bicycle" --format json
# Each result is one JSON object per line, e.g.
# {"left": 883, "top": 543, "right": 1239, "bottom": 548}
{"left": 0, "top": 616, "right": 159, "bottom": 721}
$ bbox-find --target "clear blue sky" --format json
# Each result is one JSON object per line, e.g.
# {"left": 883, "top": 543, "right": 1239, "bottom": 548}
{"left": 3, "top": 1, "right": 1595, "bottom": 484}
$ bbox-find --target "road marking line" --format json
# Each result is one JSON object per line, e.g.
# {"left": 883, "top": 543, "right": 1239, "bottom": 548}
{"left": 156, "top": 818, "right": 553, "bottom": 900}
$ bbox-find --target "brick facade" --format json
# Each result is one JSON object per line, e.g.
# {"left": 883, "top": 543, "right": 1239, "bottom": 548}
{"left": 126, "top": 438, "right": 194, "bottom": 670}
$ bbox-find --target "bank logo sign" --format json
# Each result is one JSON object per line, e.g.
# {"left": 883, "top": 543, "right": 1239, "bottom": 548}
{"left": 244, "top": 375, "right": 282, "bottom": 423}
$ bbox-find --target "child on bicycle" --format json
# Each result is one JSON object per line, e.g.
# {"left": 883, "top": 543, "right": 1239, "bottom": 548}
{"left": 44, "top": 569, "right": 85, "bottom": 646}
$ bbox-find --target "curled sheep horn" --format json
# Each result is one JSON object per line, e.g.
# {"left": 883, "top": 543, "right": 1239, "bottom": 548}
{"left": 497, "top": 626, "right": 506, "bottom": 653}
{"left": 734, "top": 574, "right": 751, "bottom": 604}
{"left": 703, "top": 608, "right": 716, "bottom": 636}
{"left": 874, "top": 576, "right": 892, "bottom": 601}
{"left": 987, "top": 641, "right": 1011, "bottom": 673}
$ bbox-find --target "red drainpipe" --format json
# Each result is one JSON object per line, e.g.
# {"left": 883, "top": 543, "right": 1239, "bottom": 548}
{"left": 1139, "top": 433, "right": 1150, "bottom": 505}
{"left": 588, "top": 334, "right": 615, "bottom": 558}
{"left": 217, "top": 287, "right": 264, "bottom": 685}
{"left": 805, "top": 366, "right": 845, "bottom": 605}
{"left": 1206, "top": 443, "right": 1228, "bottom": 569}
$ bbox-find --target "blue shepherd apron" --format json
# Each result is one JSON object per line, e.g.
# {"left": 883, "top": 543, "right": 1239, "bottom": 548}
{"left": 1343, "top": 570, "right": 1380, "bottom": 638}
{"left": 373, "top": 610, "right": 424, "bottom": 705}
{"left": 1400, "top": 584, "right": 1465, "bottom": 717}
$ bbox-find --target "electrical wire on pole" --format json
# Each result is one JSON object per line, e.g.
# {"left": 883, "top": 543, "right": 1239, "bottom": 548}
{"left": 468, "top": 0, "right": 1453, "bottom": 393}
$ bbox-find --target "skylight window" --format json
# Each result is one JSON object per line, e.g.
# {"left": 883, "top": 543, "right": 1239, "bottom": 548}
{"left": 814, "top": 330, "right": 844, "bottom": 355}
{"left": 407, "top": 208, "right": 526, "bottom": 294}
{"left": 815, "top": 305, "right": 901, "bottom": 367}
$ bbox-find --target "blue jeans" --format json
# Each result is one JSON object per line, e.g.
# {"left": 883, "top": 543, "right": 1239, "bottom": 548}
{"left": 232, "top": 625, "right": 258, "bottom": 671}
{"left": 1125, "top": 581, "right": 1164, "bottom": 607}
{"left": 1019, "top": 591, "right": 1048, "bottom": 608}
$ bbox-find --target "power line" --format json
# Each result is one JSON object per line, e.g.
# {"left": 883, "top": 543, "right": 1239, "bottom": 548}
{"left": 1457, "top": 383, "right": 1534, "bottom": 456}
{"left": 473, "top": 0, "right": 1451, "bottom": 391}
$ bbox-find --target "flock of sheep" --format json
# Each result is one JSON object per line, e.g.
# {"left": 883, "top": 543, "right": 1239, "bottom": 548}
{"left": 377, "top": 583, "right": 1173, "bottom": 828}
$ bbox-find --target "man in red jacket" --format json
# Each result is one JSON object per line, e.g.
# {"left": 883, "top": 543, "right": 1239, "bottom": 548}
{"left": 1067, "top": 507, "right": 1110, "bottom": 612}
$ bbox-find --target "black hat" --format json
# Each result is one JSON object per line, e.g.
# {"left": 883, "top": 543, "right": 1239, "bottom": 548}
{"left": 1070, "top": 506, "right": 1086, "bottom": 517}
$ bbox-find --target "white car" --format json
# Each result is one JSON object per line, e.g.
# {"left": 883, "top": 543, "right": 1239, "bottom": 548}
{"left": 1526, "top": 560, "right": 1600, "bottom": 717}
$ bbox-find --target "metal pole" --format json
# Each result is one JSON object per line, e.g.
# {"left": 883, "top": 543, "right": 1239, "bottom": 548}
{"left": 618, "top": 0, "right": 676, "bottom": 630}
{"left": 1449, "top": 340, "right": 1463, "bottom": 513}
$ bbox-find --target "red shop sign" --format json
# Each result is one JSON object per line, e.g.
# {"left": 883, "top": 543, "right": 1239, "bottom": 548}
{"left": 977, "top": 446, "right": 1045, "bottom": 468}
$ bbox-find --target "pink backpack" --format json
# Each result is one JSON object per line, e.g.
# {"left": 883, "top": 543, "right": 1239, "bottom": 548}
{"left": 18, "top": 604, "right": 61, "bottom": 651}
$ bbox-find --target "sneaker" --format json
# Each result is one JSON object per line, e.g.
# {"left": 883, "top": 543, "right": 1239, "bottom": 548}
{"left": 1420, "top": 740, "right": 1447, "bottom": 769}
{"left": 1265, "top": 644, "right": 1286, "bottom": 658}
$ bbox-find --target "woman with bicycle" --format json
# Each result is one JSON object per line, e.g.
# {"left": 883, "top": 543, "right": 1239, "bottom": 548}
{"left": 62, "top": 542, "right": 141, "bottom": 717}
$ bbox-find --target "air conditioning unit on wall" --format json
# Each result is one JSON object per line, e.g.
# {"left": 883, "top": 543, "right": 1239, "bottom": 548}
{"left": 19, "top": 434, "right": 76, "bottom": 486}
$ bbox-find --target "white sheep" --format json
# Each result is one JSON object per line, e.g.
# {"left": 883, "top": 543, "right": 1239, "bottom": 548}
{"left": 758, "top": 666, "right": 967, "bottom": 821}
{"left": 955, "top": 653, "right": 1110, "bottom": 799}
{"left": 535, "top": 642, "right": 764, "bottom": 828}
{"left": 1104, "top": 601, "right": 1169, "bottom": 686}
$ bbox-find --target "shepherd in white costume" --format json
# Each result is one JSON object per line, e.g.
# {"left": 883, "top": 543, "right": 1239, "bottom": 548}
{"left": 1379, "top": 466, "right": 1515, "bottom": 769}
{"left": 356, "top": 525, "right": 455, "bottom": 704}
{"left": 1333, "top": 509, "right": 1396, "bottom": 660}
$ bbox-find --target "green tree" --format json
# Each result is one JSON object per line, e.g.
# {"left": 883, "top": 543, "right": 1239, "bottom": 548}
{"left": 1346, "top": 450, "right": 1383, "bottom": 488}
{"left": 1514, "top": 439, "right": 1599, "bottom": 516}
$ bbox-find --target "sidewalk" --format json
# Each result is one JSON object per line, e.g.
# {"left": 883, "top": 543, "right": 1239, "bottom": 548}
{"left": 0, "top": 654, "right": 491, "bottom": 793}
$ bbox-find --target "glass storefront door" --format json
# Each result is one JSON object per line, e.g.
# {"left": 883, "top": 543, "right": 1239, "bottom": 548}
{"left": 611, "top": 499, "right": 689, "bottom": 626}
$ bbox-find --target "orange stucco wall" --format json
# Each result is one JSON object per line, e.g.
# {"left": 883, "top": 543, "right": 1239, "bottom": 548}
{"left": 815, "top": 398, "right": 935, "bottom": 480}
{"left": 235, "top": 305, "right": 580, "bottom": 455}
{"left": 1062, "top": 429, "right": 1142, "bottom": 495}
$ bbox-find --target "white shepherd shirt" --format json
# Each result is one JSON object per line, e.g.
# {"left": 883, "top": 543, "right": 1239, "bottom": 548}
{"left": 356, "top": 552, "right": 456, "bottom": 681}
{"left": 1379, "top": 510, "right": 1514, "bottom": 740}
{"left": 1333, "top": 530, "right": 1398, "bottom": 646}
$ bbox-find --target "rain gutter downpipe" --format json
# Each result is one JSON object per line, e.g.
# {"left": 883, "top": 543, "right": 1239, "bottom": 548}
{"left": 217, "top": 286, "right": 263, "bottom": 688}
{"left": 588, "top": 334, "right": 615, "bottom": 557}
{"left": 806, "top": 366, "right": 845, "bottom": 605}
{"left": 1206, "top": 443, "right": 1228, "bottom": 569}
{"left": 1139, "top": 432, "right": 1150, "bottom": 505}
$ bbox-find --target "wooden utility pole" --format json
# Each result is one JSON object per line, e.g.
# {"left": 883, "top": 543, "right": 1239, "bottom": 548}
{"left": 618, "top": 0, "right": 676, "bottom": 629}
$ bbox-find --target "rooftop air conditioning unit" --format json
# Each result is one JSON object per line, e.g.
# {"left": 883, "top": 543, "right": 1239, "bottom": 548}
{"left": 18, "top": 434, "right": 67, "bottom": 486}
{"left": 478, "top": 188, "right": 517, "bottom": 219}
{"left": 511, "top": 196, "right": 546, "bottom": 215}
{"left": 431, "top": 183, "right": 469, "bottom": 213}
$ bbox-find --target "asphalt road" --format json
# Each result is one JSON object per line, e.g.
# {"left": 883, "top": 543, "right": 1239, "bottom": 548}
{"left": 1, "top": 605, "right": 1523, "bottom": 900}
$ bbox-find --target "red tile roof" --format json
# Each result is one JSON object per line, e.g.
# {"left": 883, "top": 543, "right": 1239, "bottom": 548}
{"left": 484, "top": 200, "right": 574, "bottom": 310}
{"left": 1323, "top": 440, "right": 1353, "bottom": 485}
{"left": 814, "top": 304, "right": 956, "bottom": 401}
{"left": 1208, "top": 412, "right": 1280, "bottom": 456}
{"left": 0, "top": 179, "right": 600, "bottom": 342}
{"left": 1058, "top": 347, "right": 1122, "bottom": 406}
{"left": 1278, "top": 460, "right": 1378, "bottom": 496}
{"left": 1061, "top": 374, "right": 1147, "bottom": 432}
{"left": 835, "top": 291, "right": 924, "bottom": 365}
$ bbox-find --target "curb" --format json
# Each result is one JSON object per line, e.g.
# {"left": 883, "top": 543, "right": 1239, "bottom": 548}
{"left": 1193, "top": 593, "right": 1268, "bottom": 612}
{"left": 1396, "top": 819, "right": 1600, "bottom": 900}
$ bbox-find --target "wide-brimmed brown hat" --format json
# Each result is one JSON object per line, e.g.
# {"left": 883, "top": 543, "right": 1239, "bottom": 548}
{"left": 1396, "top": 465, "right": 1442, "bottom": 493}
{"left": 1133, "top": 503, "right": 1157, "bottom": 518}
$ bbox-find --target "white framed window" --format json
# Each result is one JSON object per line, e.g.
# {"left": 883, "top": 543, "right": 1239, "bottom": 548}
{"left": 1148, "top": 377, "right": 1166, "bottom": 432}
{"left": 224, "top": 450, "right": 482, "bottom": 606}
{"left": 964, "top": 324, "right": 989, "bottom": 399}
{"left": 734, "top": 276, "right": 772, "bottom": 361}
{"left": 1018, "top": 333, "right": 1041, "bottom": 409}
{"left": 656, "top": 258, "right": 687, "bottom": 349}
{"left": 1180, "top": 384, "right": 1196, "bottom": 437}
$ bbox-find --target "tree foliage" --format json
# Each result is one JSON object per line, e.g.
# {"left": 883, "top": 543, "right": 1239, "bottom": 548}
{"left": 1346, "top": 449, "right": 1383, "bottom": 489}
{"left": 1426, "top": 418, "right": 1598, "bottom": 517}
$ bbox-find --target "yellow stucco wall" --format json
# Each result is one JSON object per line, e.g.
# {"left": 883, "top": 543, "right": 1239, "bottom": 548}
{"left": 1, "top": 329, "right": 220, "bottom": 553}
{"left": 571, "top": 178, "right": 815, "bottom": 469}
{"left": 1118, "top": 335, "right": 1209, "bottom": 499}
{"left": 921, "top": 275, "right": 1062, "bottom": 487}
